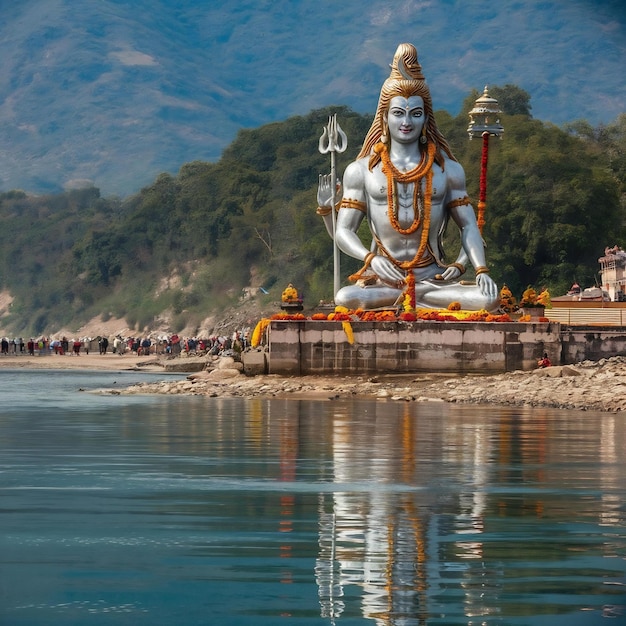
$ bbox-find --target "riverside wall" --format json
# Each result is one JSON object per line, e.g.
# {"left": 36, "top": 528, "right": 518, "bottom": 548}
{"left": 259, "top": 320, "right": 626, "bottom": 376}
{"left": 264, "top": 320, "right": 562, "bottom": 375}
{"left": 560, "top": 325, "right": 626, "bottom": 363}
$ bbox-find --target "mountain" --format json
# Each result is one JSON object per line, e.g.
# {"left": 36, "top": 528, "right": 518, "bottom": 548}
{"left": 1, "top": 0, "right": 624, "bottom": 196}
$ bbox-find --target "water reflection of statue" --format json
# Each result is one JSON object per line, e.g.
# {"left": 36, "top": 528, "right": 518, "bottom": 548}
{"left": 317, "top": 43, "right": 499, "bottom": 311}
{"left": 314, "top": 407, "right": 429, "bottom": 625}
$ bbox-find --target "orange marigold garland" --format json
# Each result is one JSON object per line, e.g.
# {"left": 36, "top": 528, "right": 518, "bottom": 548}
{"left": 271, "top": 312, "right": 305, "bottom": 320}
{"left": 414, "top": 308, "right": 512, "bottom": 322}
{"left": 327, "top": 311, "right": 351, "bottom": 321}
{"left": 328, "top": 305, "right": 353, "bottom": 322}
{"left": 486, "top": 313, "right": 513, "bottom": 322}
{"left": 398, "top": 272, "right": 418, "bottom": 321}
{"left": 377, "top": 142, "right": 436, "bottom": 234}
{"left": 311, "top": 312, "right": 328, "bottom": 320}
{"left": 373, "top": 142, "right": 435, "bottom": 272}
{"left": 253, "top": 301, "right": 517, "bottom": 338}
{"left": 357, "top": 310, "right": 397, "bottom": 321}
{"left": 404, "top": 272, "right": 416, "bottom": 311}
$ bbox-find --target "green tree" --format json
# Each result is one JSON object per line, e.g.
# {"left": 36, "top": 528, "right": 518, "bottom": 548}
{"left": 0, "top": 97, "right": 624, "bottom": 335}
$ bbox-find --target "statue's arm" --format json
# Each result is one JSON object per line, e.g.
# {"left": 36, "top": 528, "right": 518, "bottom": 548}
{"left": 446, "top": 161, "right": 498, "bottom": 298}
{"left": 335, "top": 161, "right": 404, "bottom": 285}
{"left": 334, "top": 162, "right": 370, "bottom": 261}
{"left": 445, "top": 161, "right": 486, "bottom": 266}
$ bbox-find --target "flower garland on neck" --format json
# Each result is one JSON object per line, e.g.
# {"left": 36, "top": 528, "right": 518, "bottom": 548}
{"left": 373, "top": 141, "right": 436, "bottom": 271}
{"left": 376, "top": 140, "right": 436, "bottom": 234}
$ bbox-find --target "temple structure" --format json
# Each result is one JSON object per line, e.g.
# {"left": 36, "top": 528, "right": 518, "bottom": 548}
{"left": 599, "top": 245, "right": 626, "bottom": 302}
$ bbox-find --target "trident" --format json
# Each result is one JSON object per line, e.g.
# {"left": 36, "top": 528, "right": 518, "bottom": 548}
{"left": 318, "top": 114, "right": 347, "bottom": 299}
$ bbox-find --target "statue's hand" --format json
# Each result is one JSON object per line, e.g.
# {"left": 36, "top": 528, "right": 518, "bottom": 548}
{"left": 317, "top": 174, "right": 341, "bottom": 208}
{"left": 477, "top": 272, "right": 498, "bottom": 300}
{"left": 370, "top": 255, "right": 405, "bottom": 286}
{"left": 440, "top": 266, "right": 461, "bottom": 281}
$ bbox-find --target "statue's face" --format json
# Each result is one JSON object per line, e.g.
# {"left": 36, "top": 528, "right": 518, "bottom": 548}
{"left": 386, "top": 96, "right": 425, "bottom": 145}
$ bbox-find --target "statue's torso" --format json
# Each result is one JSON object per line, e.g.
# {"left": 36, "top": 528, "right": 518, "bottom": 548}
{"left": 361, "top": 159, "right": 448, "bottom": 265}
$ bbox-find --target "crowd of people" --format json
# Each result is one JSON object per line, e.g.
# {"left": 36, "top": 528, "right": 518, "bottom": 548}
{"left": 0, "top": 328, "right": 252, "bottom": 358}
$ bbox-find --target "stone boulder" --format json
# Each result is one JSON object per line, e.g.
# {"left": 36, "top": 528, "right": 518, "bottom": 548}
{"left": 206, "top": 368, "right": 241, "bottom": 379}
{"left": 163, "top": 358, "right": 208, "bottom": 372}
{"left": 216, "top": 356, "right": 243, "bottom": 371}
{"left": 532, "top": 365, "right": 582, "bottom": 378}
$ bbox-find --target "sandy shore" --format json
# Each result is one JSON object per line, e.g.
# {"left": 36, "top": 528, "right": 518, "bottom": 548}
{"left": 0, "top": 352, "right": 166, "bottom": 372}
{"left": 2, "top": 351, "right": 625, "bottom": 412}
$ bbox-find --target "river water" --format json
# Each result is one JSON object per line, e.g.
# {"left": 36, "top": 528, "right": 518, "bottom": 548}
{"left": 0, "top": 369, "right": 624, "bottom": 625}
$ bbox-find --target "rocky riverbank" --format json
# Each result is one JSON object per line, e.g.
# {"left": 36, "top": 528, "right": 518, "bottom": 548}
{"left": 106, "top": 354, "right": 626, "bottom": 413}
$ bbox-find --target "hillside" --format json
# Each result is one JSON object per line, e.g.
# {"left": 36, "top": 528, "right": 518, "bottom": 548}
{"left": 0, "top": 98, "right": 624, "bottom": 340}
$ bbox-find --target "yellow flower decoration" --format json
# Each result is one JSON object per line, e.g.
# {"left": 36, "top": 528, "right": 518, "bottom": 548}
{"left": 281, "top": 284, "right": 299, "bottom": 302}
{"left": 251, "top": 318, "right": 271, "bottom": 347}
{"left": 341, "top": 321, "right": 354, "bottom": 344}
{"left": 520, "top": 286, "right": 538, "bottom": 307}
{"left": 537, "top": 288, "right": 552, "bottom": 308}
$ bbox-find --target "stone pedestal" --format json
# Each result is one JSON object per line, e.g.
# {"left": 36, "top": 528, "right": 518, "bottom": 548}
{"left": 267, "top": 319, "right": 562, "bottom": 375}
{"left": 522, "top": 306, "right": 546, "bottom": 320}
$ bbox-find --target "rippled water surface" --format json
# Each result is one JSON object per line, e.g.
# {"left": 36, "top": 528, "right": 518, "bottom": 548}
{"left": 1, "top": 369, "right": 625, "bottom": 625}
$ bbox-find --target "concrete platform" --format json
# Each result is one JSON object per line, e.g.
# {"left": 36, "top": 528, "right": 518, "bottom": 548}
{"left": 248, "top": 319, "right": 626, "bottom": 376}
{"left": 263, "top": 320, "right": 562, "bottom": 375}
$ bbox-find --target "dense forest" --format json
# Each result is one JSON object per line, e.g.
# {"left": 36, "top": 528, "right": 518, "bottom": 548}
{"left": 1, "top": 86, "right": 625, "bottom": 336}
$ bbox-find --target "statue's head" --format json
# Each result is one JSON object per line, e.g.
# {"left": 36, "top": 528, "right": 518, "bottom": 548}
{"left": 359, "top": 43, "right": 454, "bottom": 168}
{"left": 380, "top": 43, "right": 432, "bottom": 116}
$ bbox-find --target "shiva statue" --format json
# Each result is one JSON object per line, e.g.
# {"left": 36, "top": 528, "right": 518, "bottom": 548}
{"left": 317, "top": 43, "right": 499, "bottom": 311}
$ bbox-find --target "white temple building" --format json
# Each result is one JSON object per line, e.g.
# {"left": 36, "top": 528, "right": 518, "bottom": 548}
{"left": 599, "top": 245, "right": 626, "bottom": 302}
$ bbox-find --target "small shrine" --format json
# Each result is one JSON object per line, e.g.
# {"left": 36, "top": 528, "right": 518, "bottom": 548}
{"left": 280, "top": 284, "right": 303, "bottom": 311}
